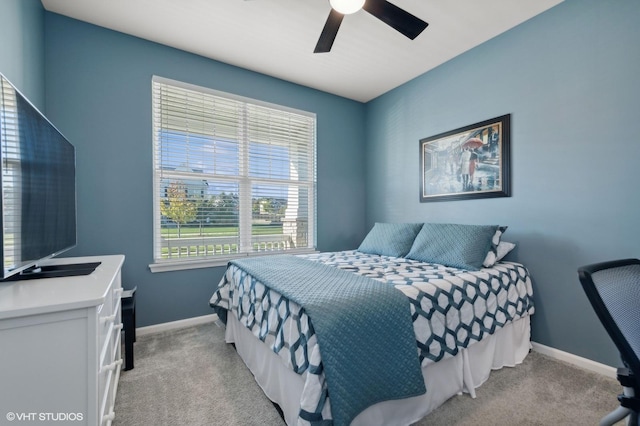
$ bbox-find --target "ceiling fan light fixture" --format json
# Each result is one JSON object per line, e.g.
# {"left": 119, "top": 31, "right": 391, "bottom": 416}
{"left": 329, "top": 0, "right": 365, "bottom": 15}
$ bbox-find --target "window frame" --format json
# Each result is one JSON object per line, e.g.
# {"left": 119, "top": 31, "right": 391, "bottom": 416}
{"left": 149, "top": 76, "right": 317, "bottom": 273}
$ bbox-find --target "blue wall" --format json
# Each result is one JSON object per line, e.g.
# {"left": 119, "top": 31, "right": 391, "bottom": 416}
{"left": 365, "top": 0, "right": 640, "bottom": 367}
{"left": 0, "top": 0, "right": 45, "bottom": 109}
{"left": 43, "top": 14, "right": 366, "bottom": 327}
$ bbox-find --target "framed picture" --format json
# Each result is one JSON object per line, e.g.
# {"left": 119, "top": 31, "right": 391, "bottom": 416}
{"left": 419, "top": 114, "right": 511, "bottom": 202}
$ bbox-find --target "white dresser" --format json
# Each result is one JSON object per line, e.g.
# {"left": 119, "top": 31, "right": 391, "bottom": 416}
{"left": 0, "top": 255, "right": 125, "bottom": 426}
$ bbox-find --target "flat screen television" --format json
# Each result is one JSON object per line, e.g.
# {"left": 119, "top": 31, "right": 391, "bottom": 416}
{"left": 0, "top": 73, "right": 87, "bottom": 281}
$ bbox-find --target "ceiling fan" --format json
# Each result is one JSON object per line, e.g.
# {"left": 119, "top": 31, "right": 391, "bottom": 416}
{"left": 315, "top": 0, "right": 428, "bottom": 53}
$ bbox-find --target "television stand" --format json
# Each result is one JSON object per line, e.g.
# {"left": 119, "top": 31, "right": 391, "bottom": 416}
{"left": 6, "top": 261, "right": 101, "bottom": 281}
{"left": 0, "top": 255, "right": 125, "bottom": 426}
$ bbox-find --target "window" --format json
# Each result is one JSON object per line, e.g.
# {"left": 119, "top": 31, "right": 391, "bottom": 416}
{"left": 150, "top": 77, "right": 316, "bottom": 272}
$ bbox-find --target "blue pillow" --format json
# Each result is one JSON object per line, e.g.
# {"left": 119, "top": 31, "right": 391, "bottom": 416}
{"left": 406, "top": 223, "right": 499, "bottom": 270}
{"left": 358, "top": 222, "right": 423, "bottom": 257}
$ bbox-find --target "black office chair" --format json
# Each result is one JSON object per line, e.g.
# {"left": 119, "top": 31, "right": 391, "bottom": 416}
{"left": 578, "top": 259, "right": 640, "bottom": 426}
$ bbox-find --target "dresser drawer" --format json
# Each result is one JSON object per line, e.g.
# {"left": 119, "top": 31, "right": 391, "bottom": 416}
{"left": 98, "top": 308, "right": 115, "bottom": 358}
{"left": 97, "top": 270, "right": 123, "bottom": 425}
{"left": 111, "top": 271, "right": 123, "bottom": 311}
{"left": 98, "top": 279, "right": 122, "bottom": 363}
{"left": 98, "top": 322, "right": 122, "bottom": 425}
{"left": 98, "top": 361, "right": 116, "bottom": 425}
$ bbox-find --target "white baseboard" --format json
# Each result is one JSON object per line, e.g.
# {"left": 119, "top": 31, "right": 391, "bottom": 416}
{"left": 136, "top": 314, "right": 219, "bottom": 337}
{"left": 531, "top": 341, "right": 617, "bottom": 379}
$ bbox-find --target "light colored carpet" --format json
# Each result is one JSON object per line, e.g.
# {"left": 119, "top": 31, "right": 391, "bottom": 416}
{"left": 113, "top": 323, "right": 285, "bottom": 426}
{"left": 114, "top": 323, "right": 623, "bottom": 426}
{"left": 421, "top": 346, "right": 622, "bottom": 425}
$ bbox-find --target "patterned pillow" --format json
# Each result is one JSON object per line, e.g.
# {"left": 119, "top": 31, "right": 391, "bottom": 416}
{"left": 483, "top": 241, "right": 516, "bottom": 267}
{"left": 358, "top": 222, "right": 424, "bottom": 257}
{"left": 406, "top": 223, "right": 499, "bottom": 270}
{"left": 483, "top": 226, "right": 508, "bottom": 267}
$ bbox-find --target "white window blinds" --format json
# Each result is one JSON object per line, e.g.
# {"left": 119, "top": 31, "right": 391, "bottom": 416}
{"left": 152, "top": 77, "right": 316, "bottom": 267}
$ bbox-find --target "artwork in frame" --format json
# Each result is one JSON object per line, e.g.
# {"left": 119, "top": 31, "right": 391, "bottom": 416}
{"left": 419, "top": 114, "right": 511, "bottom": 202}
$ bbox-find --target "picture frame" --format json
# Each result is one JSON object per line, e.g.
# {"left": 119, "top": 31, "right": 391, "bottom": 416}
{"left": 419, "top": 114, "right": 511, "bottom": 202}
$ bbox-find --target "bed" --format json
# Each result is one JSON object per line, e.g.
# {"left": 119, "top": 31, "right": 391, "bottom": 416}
{"left": 209, "top": 223, "right": 535, "bottom": 426}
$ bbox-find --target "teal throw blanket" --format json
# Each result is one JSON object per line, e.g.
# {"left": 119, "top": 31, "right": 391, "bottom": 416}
{"left": 231, "top": 255, "right": 425, "bottom": 426}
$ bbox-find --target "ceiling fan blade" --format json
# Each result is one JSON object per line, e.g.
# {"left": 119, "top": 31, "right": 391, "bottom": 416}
{"left": 314, "top": 9, "right": 344, "bottom": 53}
{"left": 362, "top": 0, "right": 428, "bottom": 40}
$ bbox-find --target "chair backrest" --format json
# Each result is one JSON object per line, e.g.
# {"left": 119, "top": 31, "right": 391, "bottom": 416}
{"left": 578, "top": 258, "right": 640, "bottom": 378}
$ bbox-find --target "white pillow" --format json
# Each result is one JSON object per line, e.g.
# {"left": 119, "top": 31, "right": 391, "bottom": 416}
{"left": 483, "top": 241, "right": 516, "bottom": 267}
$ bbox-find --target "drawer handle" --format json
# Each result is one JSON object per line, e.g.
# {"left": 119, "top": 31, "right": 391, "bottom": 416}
{"left": 115, "top": 324, "right": 123, "bottom": 332}
{"left": 100, "top": 314, "right": 117, "bottom": 325}
{"left": 113, "top": 288, "right": 124, "bottom": 296}
{"left": 102, "top": 411, "right": 115, "bottom": 424}
{"left": 100, "top": 359, "right": 123, "bottom": 374}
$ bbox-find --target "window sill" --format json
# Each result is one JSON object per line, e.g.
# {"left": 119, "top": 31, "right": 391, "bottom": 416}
{"left": 148, "top": 248, "right": 319, "bottom": 273}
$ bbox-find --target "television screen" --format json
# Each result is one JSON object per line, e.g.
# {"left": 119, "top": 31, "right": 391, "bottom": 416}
{"left": 0, "top": 73, "right": 77, "bottom": 280}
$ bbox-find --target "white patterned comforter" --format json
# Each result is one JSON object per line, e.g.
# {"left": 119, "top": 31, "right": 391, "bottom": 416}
{"left": 209, "top": 250, "right": 534, "bottom": 425}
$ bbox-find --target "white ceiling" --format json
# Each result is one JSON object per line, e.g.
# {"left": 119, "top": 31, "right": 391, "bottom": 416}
{"left": 41, "top": 0, "right": 563, "bottom": 103}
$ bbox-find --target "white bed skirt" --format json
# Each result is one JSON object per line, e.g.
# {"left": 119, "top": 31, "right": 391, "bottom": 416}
{"left": 225, "top": 314, "right": 531, "bottom": 426}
